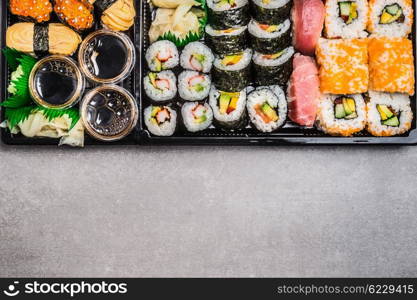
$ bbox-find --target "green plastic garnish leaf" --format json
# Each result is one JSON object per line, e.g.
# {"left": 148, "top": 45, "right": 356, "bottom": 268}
{"left": 36, "top": 107, "right": 80, "bottom": 131}
{"left": 2, "top": 47, "right": 24, "bottom": 70}
{"left": 4, "top": 106, "right": 36, "bottom": 129}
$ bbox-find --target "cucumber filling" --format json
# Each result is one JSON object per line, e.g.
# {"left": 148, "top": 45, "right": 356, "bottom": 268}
{"left": 377, "top": 104, "right": 400, "bottom": 127}
{"left": 150, "top": 106, "right": 171, "bottom": 125}
{"left": 192, "top": 104, "right": 208, "bottom": 124}
{"left": 339, "top": 1, "right": 358, "bottom": 25}
{"left": 379, "top": 4, "right": 405, "bottom": 24}
{"left": 334, "top": 97, "right": 357, "bottom": 120}
{"left": 255, "top": 102, "right": 279, "bottom": 123}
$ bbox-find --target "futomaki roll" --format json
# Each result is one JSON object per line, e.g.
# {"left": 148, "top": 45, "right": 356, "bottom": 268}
{"left": 205, "top": 25, "right": 248, "bottom": 55}
{"left": 180, "top": 42, "right": 214, "bottom": 73}
{"left": 209, "top": 86, "right": 247, "bottom": 129}
{"left": 247, "top": 88, "right": 287, "bottom": 132}
{"left": 144, "top": 105, "right": 177, "bottom": 136}
{"left": 252, "top": 46, "right": 294, "bottom": 86}
{"left": 212, "top": 48, "right": 252, "bottom": 92}
{"left": 248, "top": 19, "right": 291, "bottom": 54}
{"left": 251, "top": 0, "right": 292, "bottom": 25}
{"left": 145, "top": 40, "right": 179, "bottom": 72}
{"left": 207, "top": 0, "right": 250, "bottom": 29}
{"left": 178, "top": 71, "right": 211, "bottom": 101}
{"left": 144, "top": 71, "right": 177, "bottom": 102}
{"left": 181, "top": 102, "right": 214, "bottom": 132}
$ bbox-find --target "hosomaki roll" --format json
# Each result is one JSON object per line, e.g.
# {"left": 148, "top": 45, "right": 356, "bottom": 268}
{"left": 248, "top": 19, "right": 291, "bottom": 54}
{"left": 325, "top": 0, "right": 369, "bottom": 38}
{"left": 316, "top": 38, "right": 368, "bottom": 94}
{"left": 366, "top": 91, "right": 413, "bottom": 136}
{"left": 368, "top": 0, "right": 413, "bottom": 37}
{"left": 207, "top": 0, "right": 250, "bottom": 29}
{"left": 368, "top": 37, "right": 415, "bottom": 95}
{"left": 6, "top": 23, "right": 82, "bottom": 56}
{"left": 205, "top": 25, "right": 248, "bottom": 55}
{"left": 316, "top": 94, "right": 366, "bottom": 136}
{"left": 251, "top": 0, "right": 292, "bottom": 25}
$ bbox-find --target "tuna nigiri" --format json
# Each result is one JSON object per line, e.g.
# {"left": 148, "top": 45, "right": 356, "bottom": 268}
{"left": 287, "top": 54, "right": 320, "bottom": 127}
{"left": 292, "top": 0, "right": 325, "bottom": 56}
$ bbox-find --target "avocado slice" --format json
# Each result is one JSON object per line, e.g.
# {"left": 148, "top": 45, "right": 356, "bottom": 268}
{"left": 386, "top": 4, "right": 400, "bottom": 15}
{"left": 149, "top": 73, "right": 158, "bottom": 87}
{"left": 195, "top": 115, "right": 207, "bottom": 124}
{"left": 335, "top": 103, "right": 346, "bottom": 119}
{"left": 261, "top": 103, "right": 279, "bottom": 122}
{"left": 192, "top": 83, "right": 205, "bottom": 92}
{"left": 377, "top": 104, "right": 394, "bottom": 120}
{"left": 227, "top": 96, "right": 239, "bottom": 114}
{"left": 193, "top": 53, "right": 205, "bottom": 63}
{"left": 151, "top": 106, "right": 161, "bottom": 117}
{"left": 222, "top": 54, "right": 243, "bottom": 66}
{"left": 382, "top": 116, "right": 400, "bottom": 127}
{"left": 380, "top": 4, "right": 403, "bottom": 24}
{"left": 219, "top": 93, "right": 231, "bottom": 114}
{"left": 152, "top": 58, "right": 162, "bottom": 72}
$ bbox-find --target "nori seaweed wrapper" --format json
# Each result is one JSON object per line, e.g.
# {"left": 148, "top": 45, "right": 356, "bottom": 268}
{"left": 208, "top": 5, "right": 250, "bottom": 30}
{"left": 212, "top": 65, "right": 251, "bottom": 92}
{"left": 253, "top": 58, "right": 293, "bottom": 86}
{"left": 251, "top": 1, "right": 292, "bottom": 25}
{"left": 94, "top": 0, "right": 117, "bottom": 12}
{"left": 250, "top": 28, "right": 291, "bottom": 54}
{"left": 205, "top": 30, "right": 248, "bottom": 55}
{"left": 33, "top": 24, "right": 49, "bottom": 57}
{"left": 214, "top": 110, "right": 248, "bottom": 130}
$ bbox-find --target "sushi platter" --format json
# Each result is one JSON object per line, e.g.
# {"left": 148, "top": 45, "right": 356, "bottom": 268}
{"left": 1, "top": 0, "right": 417, "bottom": 146}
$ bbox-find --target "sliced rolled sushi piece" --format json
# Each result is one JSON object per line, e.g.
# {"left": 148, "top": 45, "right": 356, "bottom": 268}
{"left": 316, "top": 94, "right": 366, "bottom": 136}
{"left": 181, "top": 102, "right": 214, "bottom": 132}
{"left": 144, "top": 105, "right": 177, "bottom": 136}
{"left": 144, "top": 71, "right": 177, "bottom": 102}
{"left": 248, "top": 19, "right": 291, "bottom": 54}
{"left": 180, "top": 42, "right": 214, "bottom": 73}
{"left": 178, "top": 71, "right": 211, "bottom": 101}
{"left": 247, "top": 88, "right": 287, "bottom": 132}
{"left": 209, "top": 86, "right": 247, "bottom": 129}
{"left": 212, "top": 48, "right": 252, "bottom": 92}
{"left": 253, "top": 46, "right": 294, "bottom": 86}
{"left": 146, "top": 40, "right": 179, "bottom": 72}
{"left": 368, "top": 0, "right": 413, "bottom": 37}
{"left": 325, "top": 0, "right": 369, "bottom": 38}
{"left": 54, "top": 0, "right": 95, "bottom": 32}
{"left": 366, "top": 91, "right": 413, "bottom": 136}
{"left": 251, "top": 0, "right": 292, "bottom": 25}
{"left": 9, "top": 0, "right": 53, "bottom": 23}
{"left": 205, "top": 25, "right": 248, "bottom": 55}
{"left": 207, "top": 0, "right": 250, "bottom": 29}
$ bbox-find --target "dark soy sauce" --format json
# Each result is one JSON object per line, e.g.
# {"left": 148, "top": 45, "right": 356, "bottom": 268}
{"left": 34, "top": 60, "right": 78, "bottom": 106}
{"left": 86, "top": 89, "right": 132, "bottom": 137}
{"left": 84, "top": 34, "right": 128, "bottom": 80}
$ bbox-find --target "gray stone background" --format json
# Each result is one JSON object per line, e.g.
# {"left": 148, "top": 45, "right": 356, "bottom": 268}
{"left": 0, "top": 145, "right": 416, "bottom": 277}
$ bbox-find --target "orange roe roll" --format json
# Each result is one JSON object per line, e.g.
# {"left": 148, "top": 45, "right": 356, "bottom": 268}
{"left": 368, "top": 37, "right": 415, "bottom": 95}
{"left": 316, "top": 38, "right": 369, "bottom": 94}
{"left": 9, "top": 0, "right": 52, "bottom": 23}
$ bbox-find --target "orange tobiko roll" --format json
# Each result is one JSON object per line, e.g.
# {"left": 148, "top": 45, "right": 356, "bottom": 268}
{"left": 316, "top": 38, "right": 369, "bottom": 94}
{"left": 9, "top": 0, "right": 52, "bottom": 23}
{"left": 368, "top": 37, "right": 415, "bottom": 96}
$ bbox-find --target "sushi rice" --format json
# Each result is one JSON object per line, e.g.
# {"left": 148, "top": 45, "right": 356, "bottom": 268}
{"left": 181, "top": 102, "right": 214, "bottom": 132}
{"left": 247, "top": 88, "right": 287, "bottom": 132}
{"left": 180, "top": 42, "right": 214, "bottom": 73}
{"left": 178, "top": 71, "right": 211, "bottom": 101}
{"left": 251, "top": 0, "right": 292, "bottom": 24}
{"left": 143, "top": 70, "right": 177, "bottom": 102}
{"left": 144, "top": 105, "right": 177, "bottom": 136}
{"left": 316, "top": 94, "right": 366, "bottom": 136}
{"left": 145, "top": 40, "right": 179, "bottom": 72}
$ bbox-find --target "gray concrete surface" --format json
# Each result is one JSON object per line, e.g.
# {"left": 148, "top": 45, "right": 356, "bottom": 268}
{"left": 0, "top": 145, "right": 417, "bottom": 277}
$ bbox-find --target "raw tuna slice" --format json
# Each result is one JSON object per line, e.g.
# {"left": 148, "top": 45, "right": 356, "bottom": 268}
{"left": 292, "top": 0, "right": 325, "bottom": 56}
{"left": 287, "top": 54, "right": 320, "bottom": 127}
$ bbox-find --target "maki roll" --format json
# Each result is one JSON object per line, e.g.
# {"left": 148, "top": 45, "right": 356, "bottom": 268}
{"left": 316, "top": 94, "right": 366, "bottom": 136}
{"left": 251, "top": 0, "right": 292, "bottom": 25}
{"left": 212, "top": 48, "right": 252, "bottom": 92}
{"left": 368, "top": 0, "right": 413, "bottom": 37}
{"left": 54, "top": 0, "right": 95, "bottom": 32}
{"left": 181, "top": 102, "right": 214, "bottom": 132}
{"left": 366, "top": 91, "right": 413, "bottom": 136}
{"left": 144, "top": 105, "right": 177, "bottom": 136}
{"left": 207, "top": 0, "right": 250, "bottom": 29}
{"left": 9, "top": 0, "right": 52, "bottom": 23}
{"left": 325, "top": 0, "right": 369, "bottom": 38}
{"left": 205, "top": 25, "right": 248, "bottom": 55}
{"left": 248, "top": 19, "right": 291, "bottom": 54}
{"left": 178, "top": 71, "right": 211, "bottom": 101}
{"left": 247, "top": 88, "right": 287, "bottom": 132}
{"left": 209, "top": 86, "right": 247, "bottom": 129}
{"left": 146, "top": 40, "right": 179, "bottom": 72}
{"left": 180, "top": 42, "right": 215, "bottom": 73}
{"left": 252, "top": 46, "right": 294, "bottom": 86}
{"left": 144, "top": 71, "right": 177, "bottom": 102}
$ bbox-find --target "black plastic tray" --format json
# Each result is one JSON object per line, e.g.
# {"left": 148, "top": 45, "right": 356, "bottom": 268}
{"left": 1, "top": 0, "right": 417, "bottom": 146}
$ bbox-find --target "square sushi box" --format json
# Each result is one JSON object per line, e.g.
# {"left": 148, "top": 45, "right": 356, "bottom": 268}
{"left": 1, "top": 0, "right": 417, "bottom": 147}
